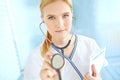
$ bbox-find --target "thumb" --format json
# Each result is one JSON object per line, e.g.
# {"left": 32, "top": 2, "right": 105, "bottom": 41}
{"left": 91, "top": 64, "right": 97, "bottom": 77}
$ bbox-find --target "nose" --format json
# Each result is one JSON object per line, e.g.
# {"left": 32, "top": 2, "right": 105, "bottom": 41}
{"left": 56, "top": 17, "right": 64, "bottom": 28}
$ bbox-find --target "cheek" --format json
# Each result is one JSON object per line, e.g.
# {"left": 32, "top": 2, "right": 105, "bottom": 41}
{"left": 45, "top": 21, "right": 53, "bottom": 29}
{"left": 65, "top": 19, "right": 72, "bottom": 30}
{"left": 45, "top": 22, "right": 54, "bottom": 34}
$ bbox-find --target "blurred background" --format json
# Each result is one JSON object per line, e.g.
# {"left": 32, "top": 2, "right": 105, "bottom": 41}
{"left": 0, "top": 0, "right": 120, "bottom": 80}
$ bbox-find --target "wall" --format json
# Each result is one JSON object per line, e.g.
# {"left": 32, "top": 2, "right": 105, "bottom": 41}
{"left": 0, "top": 0, "right": 120, "bottom": 80}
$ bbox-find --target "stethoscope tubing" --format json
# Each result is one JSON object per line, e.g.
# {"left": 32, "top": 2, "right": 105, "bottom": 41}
{"left": 57, "top": 70, "right": 62, "bottom": 80}
{"left": 39, "top": 18, "right": 83, "bottom": 79}
{"left": 52, "top": 44, "right": 84, "bottom": 80}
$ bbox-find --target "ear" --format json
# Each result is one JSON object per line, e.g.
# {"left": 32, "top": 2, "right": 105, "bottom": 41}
{"left": 72, "top": 16, "right": 75, "bottom": 19}
{"left": 72, "top": 13, "right": 75, "bottom": 19}
{"left": 72, "top": 16, "right": 76, "bottom": 21}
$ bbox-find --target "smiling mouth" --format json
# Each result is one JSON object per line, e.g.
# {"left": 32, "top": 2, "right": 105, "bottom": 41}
{"left": 55, "top": 30, "right": 65, "bottom": 33}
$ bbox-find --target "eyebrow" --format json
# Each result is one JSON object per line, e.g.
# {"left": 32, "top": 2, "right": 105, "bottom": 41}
{"left": 46, "top": 12, "right": 70, "bottom": 17}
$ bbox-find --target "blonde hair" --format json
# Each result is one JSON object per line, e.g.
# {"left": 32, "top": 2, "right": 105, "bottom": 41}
{"left": 40, "top": 0, "right": 73, "bottom": 57}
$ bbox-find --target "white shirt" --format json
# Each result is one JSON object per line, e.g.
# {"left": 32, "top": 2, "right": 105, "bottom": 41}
{"left": 23, "top": 35, "right": 100, "bottom": 80}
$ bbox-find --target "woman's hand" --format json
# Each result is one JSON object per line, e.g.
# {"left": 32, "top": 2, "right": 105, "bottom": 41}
{"left": 40, "top": 51, "right": 59, "bottom": 80}
{"left": 84, "top": 64, "right": 102, "bottom": 80}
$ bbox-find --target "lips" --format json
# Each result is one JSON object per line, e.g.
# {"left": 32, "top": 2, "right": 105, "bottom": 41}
{"left": 55, "top": 30, "right": 65, "bottom": 32}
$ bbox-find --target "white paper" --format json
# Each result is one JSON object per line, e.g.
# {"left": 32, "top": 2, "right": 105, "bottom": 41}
{"left": 89, "top": 48, "right": 108, "bottom": 75}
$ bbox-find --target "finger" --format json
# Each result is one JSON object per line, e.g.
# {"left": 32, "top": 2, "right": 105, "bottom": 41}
{"left": 44, "top": 55, "right": 52, "bottom": 64}
{"left": 46, "top": 50, "right": 55, "bottom": 57}
{"left": 42, "top": 61, "right": 57, "bottom": 75}
{"left": 40, "top": 69, "right": 54, "bottom": 80}
{"left": 83, "top": 77, "right": 87, "bottom": 80}
{"left": 52, "top": 71, "right": 59, "bottom": 80}
{"left": 44, "top": 51, "right": 55, "bottom": 63}
{"left": 47, "top": 69, "right": 56, "bottom": 77}
{"left": 91, "top": 64, "right": 97, "bottom": 77}
{"left": 84, "top": 72, "right": 93, "bottom": 80}
{"left": 40, "top": 63, "right": 57, "bottom": 80}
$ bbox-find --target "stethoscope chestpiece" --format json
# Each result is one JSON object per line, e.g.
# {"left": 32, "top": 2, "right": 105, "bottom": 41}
{"left": 51, "top": 54, "right": 65, "bottom": 70}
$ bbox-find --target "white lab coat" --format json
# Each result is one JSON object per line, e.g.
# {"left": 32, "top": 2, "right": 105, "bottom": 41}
{"left": 23, "top": 35, "right": 101, "bottom": 80}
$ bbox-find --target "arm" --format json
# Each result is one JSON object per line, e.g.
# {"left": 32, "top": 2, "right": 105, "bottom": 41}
{"left": 23, "top": 48, "right": 43, "bottom": 80}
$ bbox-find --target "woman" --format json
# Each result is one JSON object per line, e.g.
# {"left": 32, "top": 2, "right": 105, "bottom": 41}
{"left": 24, "top": 0, "right": 102, "bottom": 80}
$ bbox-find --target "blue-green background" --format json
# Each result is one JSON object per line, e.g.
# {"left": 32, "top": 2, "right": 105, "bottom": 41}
{"left": 0, "top": 0, "right": 120, "bottom": 80}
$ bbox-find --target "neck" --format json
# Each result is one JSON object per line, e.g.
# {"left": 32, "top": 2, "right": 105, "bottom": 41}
{"left": 52, "top": 35, "right": 75, "bottom": 57}
{"left": 52, "top": 34, "right": 72, "bottom": 48}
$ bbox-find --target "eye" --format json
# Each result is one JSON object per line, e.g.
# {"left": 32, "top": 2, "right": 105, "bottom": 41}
{"left": 63, "top": 14, "right": 69, "bottom": 19}
{"left": 48, "top": 16, "right": 55, "bottom": 20}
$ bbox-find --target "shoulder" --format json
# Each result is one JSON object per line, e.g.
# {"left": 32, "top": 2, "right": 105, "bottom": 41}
{"left": 76, "top": 34, "right": 100, "bottom": 54}
{"left": 27, "top": 44, "right": 43, "bottom": 64}
{"left": 76, "top": 35, "right": 96, "bottom": 42}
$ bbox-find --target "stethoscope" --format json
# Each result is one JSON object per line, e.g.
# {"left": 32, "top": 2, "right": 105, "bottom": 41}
{"left": 39, "top": 21, "right": 84, "bottom": 80}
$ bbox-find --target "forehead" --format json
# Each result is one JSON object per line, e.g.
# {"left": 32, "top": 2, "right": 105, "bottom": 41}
{"left": 42, "top": 1, "right": 71, "bottom": 15}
